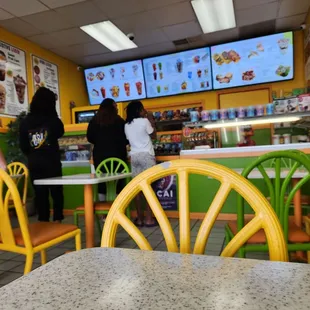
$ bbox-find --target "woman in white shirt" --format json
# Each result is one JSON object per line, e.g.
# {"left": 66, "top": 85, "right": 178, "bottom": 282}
{"left": 125, "top": 101, "right": 157, "bottom": 227}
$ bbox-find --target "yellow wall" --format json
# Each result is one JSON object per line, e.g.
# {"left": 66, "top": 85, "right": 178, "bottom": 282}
{"left": 0, "top": 27, "right": 88, "bottom": 126}
{"left": 140, "top": 30, "right": 305, "bottom": 112}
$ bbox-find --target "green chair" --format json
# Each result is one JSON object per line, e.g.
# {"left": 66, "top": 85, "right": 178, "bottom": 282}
{"left": 225, "top": 150, "right": 310, "bottom": 259}
{"left": 74, "top": 158, "right": 130, "bottom": 234}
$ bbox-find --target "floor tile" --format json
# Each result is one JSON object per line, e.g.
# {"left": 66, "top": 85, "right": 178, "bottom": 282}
{"left": 0, "top": 272, "right": 23, "bottom": 285}
{"left": 0, "top": 260, "right": 23, "bottom": 272}
{"left": 10, "top": 262, "right": 41, "bottom": 273}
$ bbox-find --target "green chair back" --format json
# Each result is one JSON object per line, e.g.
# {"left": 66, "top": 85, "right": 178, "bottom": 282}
{"left": 237, "top": 150, "right": 310, "bottom": 242}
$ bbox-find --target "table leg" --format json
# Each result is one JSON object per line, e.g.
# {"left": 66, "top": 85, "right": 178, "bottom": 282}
{"left": 292, "top": 178, "right": 302, "bottom": 228}
{"left": 84, "top": 184, "right": 94, "bottom": 248}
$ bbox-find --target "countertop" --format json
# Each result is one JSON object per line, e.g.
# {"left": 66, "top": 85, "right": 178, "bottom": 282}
{"left": 1, "top": 248, "right": 310, "bottom": 309}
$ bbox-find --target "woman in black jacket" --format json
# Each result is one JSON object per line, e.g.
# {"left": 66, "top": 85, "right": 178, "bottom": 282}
{"left": 20, "top": 87, "right": 64, "bottom": 222}
{"left": 87, "top": 98, "right": 128, "bottom": 200}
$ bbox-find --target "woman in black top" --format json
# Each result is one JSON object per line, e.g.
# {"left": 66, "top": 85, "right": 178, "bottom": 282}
{"left": 19, "top": 87, "right": 64, "bottom": 222}
{"left": 87, "top": 98, "right": 128, "bottom": 199}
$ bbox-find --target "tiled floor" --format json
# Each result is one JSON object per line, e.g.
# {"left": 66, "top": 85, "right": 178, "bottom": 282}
{"left": 0, "top": 215, "right": 269, "bottom": 288}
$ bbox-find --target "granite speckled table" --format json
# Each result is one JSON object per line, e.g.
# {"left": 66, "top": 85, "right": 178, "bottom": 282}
{"left": 1, "top": 248, "right": 310, "bottom": 309}
{"left": 34, "top": 173, "right": 132, "bottom": 248}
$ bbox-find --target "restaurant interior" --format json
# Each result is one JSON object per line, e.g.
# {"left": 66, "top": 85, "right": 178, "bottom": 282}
{"left": 1, "top": 0, "right": 310, "bottom": 308}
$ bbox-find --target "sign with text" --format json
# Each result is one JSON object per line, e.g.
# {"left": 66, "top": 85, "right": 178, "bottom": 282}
{"left": 153, "top": 175, "right": 177, "bottom": 211}
{"left": 31, "top": 55, "right": 60, "bottom": 116}
{"left": 0, "top": 41, "right": 28, "bottom": 116}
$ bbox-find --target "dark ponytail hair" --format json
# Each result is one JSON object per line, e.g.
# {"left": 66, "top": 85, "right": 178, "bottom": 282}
{"left": 126, "top": 100, "right": 144, "bottom": 124}
{"left": 94, "top": 98, "right": 118, "bottom": 125}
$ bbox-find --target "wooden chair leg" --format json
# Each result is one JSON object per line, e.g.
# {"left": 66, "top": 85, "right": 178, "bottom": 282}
{"left": 24, "top": 254, "right": 34, "bottom": 275}
{"left": 75, "top": 232, "right": 82, "bottom": 250}
{"left": 41, "top": 250, "right": 47, "bottom": 265}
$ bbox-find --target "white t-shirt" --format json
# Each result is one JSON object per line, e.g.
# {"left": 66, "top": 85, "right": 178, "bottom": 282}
{"left": 125, "top": 118, "right": 155, "bottom": 156}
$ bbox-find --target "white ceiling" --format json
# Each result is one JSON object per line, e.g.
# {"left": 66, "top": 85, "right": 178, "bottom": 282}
{"left": 0, "top": 0, "right": 309, "bottom": 67}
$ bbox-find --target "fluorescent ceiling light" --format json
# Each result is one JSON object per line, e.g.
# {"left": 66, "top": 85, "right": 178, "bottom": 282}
{"left": 191, "top": 0, "right": 236, "bottom": 33}
{"left": 81, "top": 21, "right": 137, "bottom": 52}
{"left": 203, "top": 116, "right": 301, "bottom": 129}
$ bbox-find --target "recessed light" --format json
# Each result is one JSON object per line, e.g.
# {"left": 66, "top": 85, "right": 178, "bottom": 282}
{"left": 81, "top": 21, "right": 137, "bottom": 52}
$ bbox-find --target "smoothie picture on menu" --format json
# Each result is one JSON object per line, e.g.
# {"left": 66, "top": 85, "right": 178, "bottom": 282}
{"left": 142, "top": 47, "right": 212, "bottom": 98}
{"left": 0, "top": 85, "right": 5, "bottom": 112}
{"left": 0, "top": 51, "right": 6, "bottom": 81}
{"left": 84, "top": 60, "right": 146, "bottom": 104}
{"left": 211, "top": 31, "right": 294, "bottom": 89}
{"left": 13, "top": 75, "right": 27, "bottom": 104}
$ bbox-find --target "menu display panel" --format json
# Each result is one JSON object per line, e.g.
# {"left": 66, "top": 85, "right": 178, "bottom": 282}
{"left": 143, "top": 47, "right": 212, "bottom": 98}
{"left": 211, "top": 32, "right": 294, "bottom": 90}
{"left": 84, "top": 60, "right": 146, "bottom": 105}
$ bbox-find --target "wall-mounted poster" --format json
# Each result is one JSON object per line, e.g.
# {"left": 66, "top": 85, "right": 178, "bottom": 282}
{"left": 31, "top": 55, "right": 60, "bottom": 116}
{"left": 0, "top": 41, "right": 28, "bottom": 116}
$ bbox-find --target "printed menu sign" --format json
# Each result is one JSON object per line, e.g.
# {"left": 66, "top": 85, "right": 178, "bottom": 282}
{"left": 143, "top": 47, "right": 212, "bottom": 98}
{"left": 211, "top": 32, "right": 294, "bottom": 89}
{"left": 31, "top": 55, "right": 61, "bottom": 116}
{"left": 84, "top": 60, "right": 146, "bottom": 105}
{"left": 0, "top": 41, "right": 28, "bottom": 116}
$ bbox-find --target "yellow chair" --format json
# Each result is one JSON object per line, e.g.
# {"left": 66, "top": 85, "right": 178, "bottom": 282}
{"left": 101, "top": 159, "right": 288, "bottom": 261}
{"left": 7, "top": 162, "right": 29, "bottom": 208}
{"left": 0, "top": 168, "right": 81, "bottom": 275}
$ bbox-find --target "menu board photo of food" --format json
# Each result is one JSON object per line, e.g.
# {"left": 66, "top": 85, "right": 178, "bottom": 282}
{"left": 31, "top": 55, "right": 61, "bottom": 116}
{"left": 143, "top": 47, "right": 212, "bottom": 98}
{"left": 211, "top": 32, "right": 294, "bottom": 90}
{"left": 0, "top": 41, "right": 28, "bottom": 116}
{"left": 84, "top": 60, "right": 146, "bottom": 104}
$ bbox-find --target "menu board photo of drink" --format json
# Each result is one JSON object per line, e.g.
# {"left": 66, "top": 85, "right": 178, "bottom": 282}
{"left": 143, "top": 47, "right": 212, "bottom": 98}
{"left": 0, "top": 41, "right": 28, "bottom": 116}
{"left": 84, "top": 60, "right": 146, "bottom": 105}
{"left": 31, "top": 55, "right": 61, "bottom": 116}
{"left": 211, "top": 32, "right": 294, "bottom": 90}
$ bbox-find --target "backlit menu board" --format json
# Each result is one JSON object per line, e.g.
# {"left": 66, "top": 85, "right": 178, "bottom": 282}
{"left": 211, "top": 32, "right": 294, "bottom": 90}
{"left": 143, "top": 47, "right": 212, "bottom": 98}
{"left": 84, "top": 60, "right": 146, "bottom": 105}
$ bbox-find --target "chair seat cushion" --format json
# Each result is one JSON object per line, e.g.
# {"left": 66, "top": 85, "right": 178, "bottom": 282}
{"left": 75, "top": 201, "right": 113, "bottom": 211}
{"left": 0, "top": 222, "right": 78, "bottom": 247}
{"left": 227, "top": 219, "right": 310, "bottom": 244}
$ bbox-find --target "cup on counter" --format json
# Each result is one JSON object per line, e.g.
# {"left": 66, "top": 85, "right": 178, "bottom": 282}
{"left": 266, "top": 103, "right": 274, "bottom": 115}
{"left": 65, "top": 152, "right": 72, "bottom": 161}
{"left": 228, "top": 108, "right": 236, "bottom": 119}
{"left": 283, "top": 133, "right": 291, "bottom": 144}
{"left": 190, "top": 110, "right": 199, "bottom": 122}
{"left": 210, "top": 110, "right": 219, "bottom": 121}
{"left": 247, "top": 106, "right": 255, "bottom": 117}
{"left": 256, "top": 105, "right": 264, "bottom": 116}
{"left": 272, "top": 135, "right": 280, "bottom": 145}
{"left": 201, "top": 110, "right": 210, "bottom": 121}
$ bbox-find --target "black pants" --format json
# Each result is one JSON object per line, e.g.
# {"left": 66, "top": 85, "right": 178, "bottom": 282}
{"left": 29, "top": 157, "right": 64, "bottom": 222}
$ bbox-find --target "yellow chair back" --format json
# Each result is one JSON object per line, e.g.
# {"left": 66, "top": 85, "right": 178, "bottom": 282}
{"left": 0, "top": 167, "right": 32, "bottom": 254}
{"left": 7, "top": 162, "right": 29, "bottom": 206}
{"left": 101, "top": 159, "right": 288, "bottom": 261}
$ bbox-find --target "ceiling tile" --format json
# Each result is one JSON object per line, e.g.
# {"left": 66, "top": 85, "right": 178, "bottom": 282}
{"left": 163, "top": 21, "right": 202, "bottom": 41}
{"left": 150, "top": 2, "right": 196, "bottom": 27}
{"left": 50, "top": 28, "right": 94, "bottom": 45}
{"left": 21, "top": 11, "right": 73, "bottom": 33}
{"left": 235, "top": 2, "right": 279, "bottom": 27}
{"left": 92, "top": 0, "right": 145, "bottom": 19}
{"left": 134, "top": 29, "right": 169, "bottom": 47}
{"left": 50, "top": 45, "right": 86, "bottom": 59}
{"left": 239, "top": 20, "right": 276, "bottom": 39}
{"left": 28, "top": 34, "right": 67, "bottom": 49}
{"left": 202, "top": 28, "right": 240, "bottom": 46}
{"left": 139, "top": 42, "right": 176, "bottom": 58}
{"left": 83, "top": 41, "right": 110, "bottom": 55}
{"left": 276, "top": 13, "right": 307, "bottom": 31}
{"left": 0, "top": 8, "right": 13, "bottom": 20}
{"left": 0, "top": 0, "right": 49, "bottom": 17}
{"left": 40, "top": 0, "right": 87, "bottom": 8}
{"left": 113, "top": 11, "right": 158, "bottom": 33}
{"left": 0, "top": 18, "right": 42, "bottom": 37}
{"left": 55, "top": 1, "right": 107, "bottom": 27}
{"left": 144, "top": 0, "right": 185, "bottom": 10}
{"left": 278, "top": 0, "right": 310, "bottom": 18}
{"left": 233, "top": 0, "right": 278, "bottom": 10}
